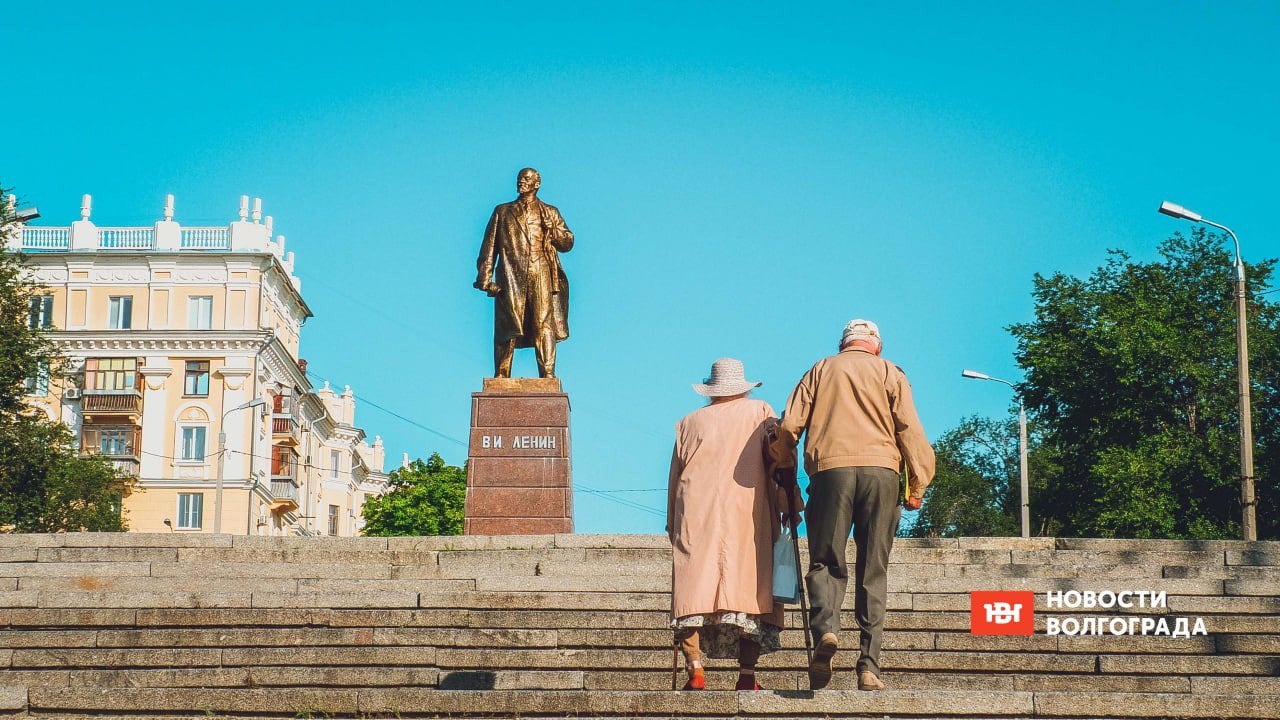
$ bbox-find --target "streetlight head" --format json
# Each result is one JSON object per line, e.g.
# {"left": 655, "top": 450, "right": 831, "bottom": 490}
{"left": 961, "top": 369, "right": 990, "bottom": 380}
{"left": 1158, "top": 201, "right": 1202, "bottom": 223}
{"left": 15, "top": 206, "right": 39, "bottom": 222}
{"left": 233, "top": 398, "right": 267, "bottom": 412}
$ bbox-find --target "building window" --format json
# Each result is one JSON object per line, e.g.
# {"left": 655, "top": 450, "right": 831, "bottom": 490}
{"left": 107, "top": 296, "right": 133, "bottom": 330}
{"left": 84, "top": 358, "right": 137, "bottom": 391}
{"left": 328, "top": 504, "right": 340, "bottom": 536}
{"left": 83, "top": 426, "right": 140, "bottom": 457}
{"left": 179, "top": 426, "right": 207, "bottom": 462}
{"left": 272, "top": 446, "right": 295, "bottom": 478}
{"left": 330, "top": 449, "right": 341, "bottom": 479}
{"left": 184, "top": 361, "right": 210, "bottom": 396}
{"left": 100, "top": 428, "right": 131, "bottom": 455}
{"left": 177, "top": 493, "right": 203, "bottom": 529}
{"left": 187, "top": 296, "right": 213, "bottom": 330}
{"left": 28, "top": 295, "right": 54, "bottom": 329}
{"left": 23, "top": 360, "right": 49, "bottom": 396}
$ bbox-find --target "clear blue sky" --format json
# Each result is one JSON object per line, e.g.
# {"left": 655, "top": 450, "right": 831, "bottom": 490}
{"left": 8, "top": 2, "right": 1279, "bottom": 532}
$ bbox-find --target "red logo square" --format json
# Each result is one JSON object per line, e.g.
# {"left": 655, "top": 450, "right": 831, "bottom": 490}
{"left": 970, "top": 591, "right": 1035, "bottom": 635}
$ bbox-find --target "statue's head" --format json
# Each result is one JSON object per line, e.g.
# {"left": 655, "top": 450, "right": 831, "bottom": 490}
{"left": 517, "top": 168, "right": 541, "bottom": 195}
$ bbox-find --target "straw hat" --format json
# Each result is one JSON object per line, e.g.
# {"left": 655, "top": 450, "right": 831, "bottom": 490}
{"left": 693, "top": 358, "right": 762, "bottom": 397}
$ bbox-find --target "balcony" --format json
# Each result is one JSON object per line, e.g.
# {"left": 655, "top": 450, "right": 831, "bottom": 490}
{"left": 82, "top": 389, "right": 143, "bottom": 419}
{"left": 271, "top": 414, "right": 300, "bottom": 445}
{"left": 80, "top": 424, "right": 142, "bottom": 480}
{"left": 269, "top": 479, "right": 300, "bottom": 512}
{"left": 106, "top": 456, "right": 141, "bottom": 478}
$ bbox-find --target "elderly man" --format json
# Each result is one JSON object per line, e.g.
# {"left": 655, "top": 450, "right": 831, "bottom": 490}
{"left": 770, "top": 319, "right": 935, "bottom": 691}
{"left": 474, "top": 168, "right": 574, "bottom": 378}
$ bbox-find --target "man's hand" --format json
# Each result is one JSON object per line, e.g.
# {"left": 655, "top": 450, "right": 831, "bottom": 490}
{"left": 904, "top": 496, "right": 923, "bottom": 511}
{"left": 768, "top": 435, "right": 797, "bottom": 470}
{"left": 473, "top": 280, "right": 501, "bottom": 297}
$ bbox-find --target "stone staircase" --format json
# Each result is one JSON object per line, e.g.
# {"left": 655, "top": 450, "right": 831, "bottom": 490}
{"left": 0, "top": 533, "right": 1277, "bottom": 719}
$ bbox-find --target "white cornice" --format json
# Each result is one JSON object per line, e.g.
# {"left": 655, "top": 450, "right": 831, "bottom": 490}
{"left": 49, "top": 330, "right": 272, "bottom": 353}
{"left": 215, "top": 367, "right": 253, "bottom": 378}
{"left": 259, "top": 336, "right": 310, "bottom": 391}
{"left": 137, "top": 478, "right": 254, "bottom": 489}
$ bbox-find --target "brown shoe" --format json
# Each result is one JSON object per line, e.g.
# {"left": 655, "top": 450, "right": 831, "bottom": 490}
{"left": 808, "top": 632, "right": 838, "bottom": 690}
{"left": 858, "top": 669, "right": 885, "bottom": 691}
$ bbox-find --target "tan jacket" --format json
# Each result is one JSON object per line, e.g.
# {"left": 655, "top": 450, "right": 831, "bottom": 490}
{"left": 778, "top": 347, "right": 935, "bottom": 498}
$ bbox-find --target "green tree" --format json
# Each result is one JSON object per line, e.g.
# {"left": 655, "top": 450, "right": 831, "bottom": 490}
{"left": 907, "top": 415, "right": 1055, "bottom": 538}
{"left": 0, "top": 185, "right": 130, "bottom": 532}
{"left": 0, "top": 418, "right": 127, "bottom": 532}
{"left": 361, "top": 453, "right": 465, "bottom": 536}
{"left": 1009, "top": 229, "right": 1279, "bottom": 539}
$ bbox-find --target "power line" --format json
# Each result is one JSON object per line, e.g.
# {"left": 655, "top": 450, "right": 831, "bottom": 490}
{"left": 304, "top": 369, "right": 467, "bottom": 448}
{"left": 301, "top": 368, "right": 680, "bottom": 517}
{"left": 575, "top": 483, "right": 665, "bottom": 518}
{"left": 300, "top": 275, "right": 678, "bottom": 446}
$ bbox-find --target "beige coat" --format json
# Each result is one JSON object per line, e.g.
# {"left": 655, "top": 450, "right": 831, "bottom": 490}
{"left": 778, "top": 346, "right": 936, "bottom": 498}
{"left": 666, "top": 398, "right": 790, "bottom": 625}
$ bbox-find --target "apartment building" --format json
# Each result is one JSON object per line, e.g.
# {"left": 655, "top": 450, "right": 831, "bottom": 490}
{"left": 7, "top": 193, "right": 389, "bottom": 535}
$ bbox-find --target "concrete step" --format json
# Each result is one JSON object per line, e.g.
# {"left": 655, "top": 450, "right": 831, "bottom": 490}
{"left": 4, "top": 533, "right": 1274, "bottom": 551}
{"left": 31, "top": 591, "right": 254, "bottom": 609}
{"left": 0, "top": 561, "right": 153, "bottom": 577}
{"left": 12, "top": 666, "right": 1262, "bottom": 695}
{"left": 56, "top": 666, "right": 442, "bottom": 688}
{"left": 16, "top": 576, "right": 302, "bottom": 593}
{"left": 148, "top": 561, "right": 397, "bottom": 579}
{"left": 4, "top": 626, "right": 1272, "bottom": 659}
{"left": 11, "top": 648, "right": 225, "bottom": 669}
{"left": 18, "top": 687, "right": 1280, "bottom": 718}
{"left": 583, "top": 670, "right": 1201, "bottom": 693}
{"left": 418, "top": 647, "right": 1122, "bottom": 673}
{"left": 2, "top": 534, "right": 1279, "bottom": 719}
{"left": 8, "top": 536, "right": 1275, "bottom": 567}
{"left": 8, "top": 606, "right": 1263, "bottom": 635}
{"left": 9, "top": 572, "right": 1268, "bottom": 602}
{"left": 2, "top": 661, "right": 1239, "bottom": 696}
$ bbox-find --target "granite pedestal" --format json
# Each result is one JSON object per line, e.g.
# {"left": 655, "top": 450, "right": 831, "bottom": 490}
{"left": 464, "top": 377, "right": 573, "bottom": 534}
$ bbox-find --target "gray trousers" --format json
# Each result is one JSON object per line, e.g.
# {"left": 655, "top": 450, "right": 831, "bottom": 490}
{"left": 804, "top": 466, "right": 901, "bottom": 675}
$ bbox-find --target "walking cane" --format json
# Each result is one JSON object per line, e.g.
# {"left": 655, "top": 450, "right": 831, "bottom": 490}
{"left": 671, "top": 639, "right": 680, "bottom": 690}
{"left": 776, "top": 464, "right": 814, "bottom": 670}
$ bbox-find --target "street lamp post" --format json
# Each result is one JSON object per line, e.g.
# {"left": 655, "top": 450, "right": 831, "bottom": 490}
{"left": 962, "top": 369, "right": 1030, "bottom": 538}
{"left": 216, "top": 398, "right": 266, "bottom": 534}
{"left": 1158, "top": 201, "right": 1256, "bottom": 541}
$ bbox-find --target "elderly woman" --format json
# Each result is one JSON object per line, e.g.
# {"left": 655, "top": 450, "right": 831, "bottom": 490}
{"left": 666, "top": 357, "right": 801, "bottom": 691}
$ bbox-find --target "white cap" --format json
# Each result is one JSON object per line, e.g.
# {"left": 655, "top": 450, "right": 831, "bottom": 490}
{"left": 841, "top": 319, "right": 882, "bottom": 349}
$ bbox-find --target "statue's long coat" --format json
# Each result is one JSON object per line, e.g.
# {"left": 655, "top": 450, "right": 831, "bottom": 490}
{"left": 475, "top": 198, "right": 573, "bottom": 347}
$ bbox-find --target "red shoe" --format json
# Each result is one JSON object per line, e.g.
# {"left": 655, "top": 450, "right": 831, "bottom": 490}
{"left": 682, "top": 669, "right": 706, "bottom": 690}
{"left": 735, "top": 675, "right": 763, "bottom": 691}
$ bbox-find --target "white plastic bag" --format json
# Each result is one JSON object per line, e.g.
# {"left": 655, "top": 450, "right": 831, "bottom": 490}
{"left": 772, "top": 526, "right": 801, "bottom": 604}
